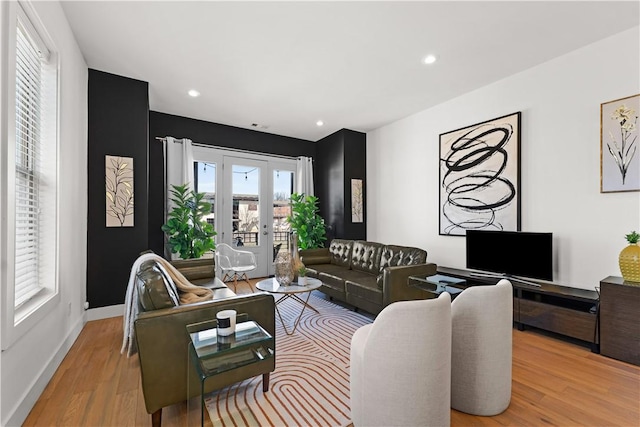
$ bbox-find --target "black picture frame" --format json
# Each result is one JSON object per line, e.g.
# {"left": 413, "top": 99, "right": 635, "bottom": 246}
{"left": 439, "top": 111, "right": 521, "bottom": 236}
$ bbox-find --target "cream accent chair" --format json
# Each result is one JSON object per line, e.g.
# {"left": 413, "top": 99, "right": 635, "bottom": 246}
{"left": 451, "top": 278, "right": 513, "bottom": 416}
{"left": 215, "top": 243, "right": 257, "bottom": 292}
{"left": 350, "top": 293, "right": 452, "bottom": 427}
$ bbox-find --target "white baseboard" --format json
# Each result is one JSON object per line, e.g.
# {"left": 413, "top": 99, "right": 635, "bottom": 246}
{"left": 85, "top": 304, "right": 124, "bottom": 321}
{"left": 5, "top": 316, "right": 84, "bottom": 427}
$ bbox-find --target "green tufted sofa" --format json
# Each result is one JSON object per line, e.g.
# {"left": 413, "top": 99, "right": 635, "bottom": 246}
{"left": 300, "top": 239, "right": 437, "bottom": 314}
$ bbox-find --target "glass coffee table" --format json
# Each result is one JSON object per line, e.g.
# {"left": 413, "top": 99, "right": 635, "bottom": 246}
{"left": 408, "top": 274, "right": 466, "bottom": 300}
{"left": 255, "top": 277, "right": 322, "bottom": 335}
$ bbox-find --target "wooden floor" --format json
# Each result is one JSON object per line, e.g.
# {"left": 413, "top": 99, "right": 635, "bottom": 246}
{"left": 24, "top": 280, "right": 640, "bottom": 427}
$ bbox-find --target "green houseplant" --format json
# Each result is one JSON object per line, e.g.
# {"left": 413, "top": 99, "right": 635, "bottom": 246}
{"left": 162, "top": 183, "right": 216, "bottom": 259}
{"left": 286, "top": 193, "right": 327, "bottom": 250}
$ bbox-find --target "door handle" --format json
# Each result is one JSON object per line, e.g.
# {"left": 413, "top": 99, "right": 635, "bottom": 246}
{"left": 263, "top": 231, "right": 268, "bottom": 235}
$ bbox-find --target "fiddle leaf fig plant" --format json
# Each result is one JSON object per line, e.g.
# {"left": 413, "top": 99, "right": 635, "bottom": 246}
{"left": 286, "top": 193, "right": 327, "bottom": 250}
{"left": 162, "top": 183, "right": 216, "bottom": 259}
{"left": 625, "top": 231, "right": 639, "bottom": 244}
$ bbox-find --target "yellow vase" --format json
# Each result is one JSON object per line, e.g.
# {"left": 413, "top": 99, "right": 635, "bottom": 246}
{"left": 619, "top": 243, "right": 640, "bottom": 282}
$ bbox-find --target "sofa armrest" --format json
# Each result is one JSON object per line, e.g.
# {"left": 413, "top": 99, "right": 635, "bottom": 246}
{"left": 382, "top": 263, "right": 438, "bottom": 306}
{"left": 300, "top": 248, "right": 331, "bottom": 265}
{"left": 134, "top": 293, "right": 275, "bottom": 415}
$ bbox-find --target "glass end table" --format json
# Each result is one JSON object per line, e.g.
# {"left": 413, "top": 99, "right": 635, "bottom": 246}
{"left": 187, "top": 320, "right": 274, "bottom": 426}
{"left": 408, "top": 274, "right": 466, "bottom": 300}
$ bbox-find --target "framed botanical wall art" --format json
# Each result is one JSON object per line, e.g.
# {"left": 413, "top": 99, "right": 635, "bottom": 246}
{"left": 105, "top": 155, "right": 134, "bottom": 227}
{"left": 351, "top": 179, "right": 363, "bottom": 223}
{"left": 439, "top": 112, "right": 521, "bottom": 236}
{"left": 601, "top": 94, "right": 640, "bottom": 193}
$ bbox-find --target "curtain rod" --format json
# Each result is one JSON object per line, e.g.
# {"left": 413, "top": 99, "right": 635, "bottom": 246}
{"left": 154, "top": 136, "right": 304, "bottom": 161}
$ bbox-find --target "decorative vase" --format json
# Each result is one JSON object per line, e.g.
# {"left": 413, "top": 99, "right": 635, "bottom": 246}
{"left": 619, "top": 243, "right": 640, "bottom": 282}
{"left": 274, "top": 252, "right": 294, "bottom": 286}
{"left": 290, "top": 232, "right": 305, "bottom": 283}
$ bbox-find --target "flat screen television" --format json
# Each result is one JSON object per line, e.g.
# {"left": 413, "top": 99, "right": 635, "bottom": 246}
{"left": 466, "top": 230, "right": 553, "bottom": 284}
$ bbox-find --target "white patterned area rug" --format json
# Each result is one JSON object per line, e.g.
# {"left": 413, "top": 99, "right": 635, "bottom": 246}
{"left": 205, "top": 292, "right": 373, "bottom": 426}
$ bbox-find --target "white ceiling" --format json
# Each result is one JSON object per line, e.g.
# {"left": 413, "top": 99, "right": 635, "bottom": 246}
{"left": 60, "top": 1, "right": 640, "bottom": 142}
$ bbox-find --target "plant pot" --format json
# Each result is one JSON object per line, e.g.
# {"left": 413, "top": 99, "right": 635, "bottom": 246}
{"left": 298, "top": 276, "right": 307, "bottom": 286}
{"left": 619, "top": 243, "right": 640, "bottom": 283}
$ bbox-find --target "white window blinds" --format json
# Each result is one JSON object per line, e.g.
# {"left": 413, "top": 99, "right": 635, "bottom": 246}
{"left": 14, "top": 19, "right": 45, "bottom": 308}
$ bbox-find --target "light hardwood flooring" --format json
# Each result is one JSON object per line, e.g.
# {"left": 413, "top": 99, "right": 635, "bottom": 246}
{"left": 24, "top": 279, "right": 640, "bottom": 427}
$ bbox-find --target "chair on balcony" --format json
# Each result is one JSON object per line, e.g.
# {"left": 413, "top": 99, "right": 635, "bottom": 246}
{"left": 273, "top": 243, "right": 283, "bottom": 262}
{"left": 215, "top": 243, "right": 257, "bottom": 292}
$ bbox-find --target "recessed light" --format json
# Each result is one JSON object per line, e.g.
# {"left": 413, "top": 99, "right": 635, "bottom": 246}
{"left": 188, "top": 89, "right": 200, "bottom": 97}
{"left": 423, "top": 55, "right": 437, "bottom": 65}
{"left": 316, "top": 120, "right": 324, "bottom": 127}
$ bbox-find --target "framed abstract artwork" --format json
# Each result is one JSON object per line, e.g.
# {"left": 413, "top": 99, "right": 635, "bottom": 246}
{"left": 439, "top": 112, "right": 521, "bottom": 236}
{"left": 105, "top": 155, "right": 134, "bottom": 227}
{"left": 601, "top": 94, "right": 640, "bottom": 193}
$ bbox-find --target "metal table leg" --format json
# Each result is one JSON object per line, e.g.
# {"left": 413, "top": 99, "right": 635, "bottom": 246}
{"left": 274, "top": 291, "right": 315, "bottom": 335}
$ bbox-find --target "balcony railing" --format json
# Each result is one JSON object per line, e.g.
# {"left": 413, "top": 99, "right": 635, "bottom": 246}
{"left": 231, "top": 231, "right": 290, "bottom": 259}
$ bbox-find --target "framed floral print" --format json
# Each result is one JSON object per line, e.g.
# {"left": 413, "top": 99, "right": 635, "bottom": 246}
{"left": 601, "top": 94, "right": 640, "bottom": 193}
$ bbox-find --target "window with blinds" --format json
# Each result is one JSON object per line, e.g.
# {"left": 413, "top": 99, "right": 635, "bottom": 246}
{"left": 13, "top": 16, "right": 48, "bottom": 308}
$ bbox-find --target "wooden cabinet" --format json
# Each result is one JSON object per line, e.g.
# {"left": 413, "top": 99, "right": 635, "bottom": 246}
{"left": 599, "top": 276, "right": 640, "bottom": 366}
{"left": 437, "top": 267, "right": 599, "bottom": 351}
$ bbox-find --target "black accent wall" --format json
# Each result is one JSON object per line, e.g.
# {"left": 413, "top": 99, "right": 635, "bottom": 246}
{"left": 315, "top": 129, "right": 367, "bottom": 241}
{"left": 86, "top": 69, "right": 366, "bottom": 309}
{"left": 87, "top": 70, "right": 149, "bottom": 308}
{"left": 148, "top": 112, "right": 317, "bottom": 256}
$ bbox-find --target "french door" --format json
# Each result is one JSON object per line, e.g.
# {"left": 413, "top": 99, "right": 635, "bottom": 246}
{"left": 191, "top": 146, "right": 296, "bottom": 278}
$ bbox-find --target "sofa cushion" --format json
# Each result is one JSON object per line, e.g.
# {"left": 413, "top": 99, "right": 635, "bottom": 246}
{"left": 329, "top": 239, "right": 354, "bottom": 267}
{"left": 319, "top": 271, "right": 348, "bottom": 293}
{"left": 307, "top": 263, "right": 348, "bottom": 279}
{"left": 345, "top": 274, "right": 383, "bottom": 306}
{"left": 351, "top": 241, "right": 383, "bottom": 274}
{"left": 379, "top": 245, "right": 427, "bottom": 273}
{"left": 136, "top": 260, "right": 179, "bottom": 311}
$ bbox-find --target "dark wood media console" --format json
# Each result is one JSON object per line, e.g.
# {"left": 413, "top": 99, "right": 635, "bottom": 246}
{"left": 437, "top": 267, "right": 600, "bottom": 352}
{"left": 599, "top": 276, "right": 640, "bottom": 365}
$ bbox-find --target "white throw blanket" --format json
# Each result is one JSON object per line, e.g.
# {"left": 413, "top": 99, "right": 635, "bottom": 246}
{"left": 121, "top": 253, "right": 214, "bottom": 357}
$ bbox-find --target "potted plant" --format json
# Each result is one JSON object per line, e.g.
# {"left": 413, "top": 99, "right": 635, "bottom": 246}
{"left": 286, "top": 193, "right": 327, "bottom": 250}
{"left": 297, "top": 265, "right": 308, "bottom": 285}
{"left": 162, "top": 183, "right": 217, "bottom": 260}
{"left": 619, "top": 230, "right": 640, "bottom": 283}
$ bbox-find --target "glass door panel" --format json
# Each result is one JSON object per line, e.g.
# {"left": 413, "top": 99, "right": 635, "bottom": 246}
{"left": 232, "top": 164, "right": 260, "bottom": 247}
{"left": 224, "top": 157, "right": 268, "bottom": 277}
{"left": 269, "top": 162, "right": 295, "bottom": 276}
{"left": 194, "top": 161, "right": 216, "bottom": 233}
{"left": 272, "top": 169, "right": 294, "bottom": 262}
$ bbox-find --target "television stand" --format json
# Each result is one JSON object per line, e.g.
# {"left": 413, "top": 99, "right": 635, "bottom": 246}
{"left": 438, "top": 266, "right": 600, "bottom": 352}
{"left": 469, "top": 272, "right": 541, "bottom": 287}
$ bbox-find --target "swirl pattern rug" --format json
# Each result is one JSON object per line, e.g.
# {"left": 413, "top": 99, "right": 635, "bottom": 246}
{"left": 205, "top": 292, "right": 372, "bottom": 426}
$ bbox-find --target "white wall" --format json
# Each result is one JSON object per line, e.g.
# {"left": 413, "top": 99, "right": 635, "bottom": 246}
{"left": 367, "top": 26, "right": 640, "bottom": 291}
{"left": 0, "top": 1, "right": 88, "bottom": 425}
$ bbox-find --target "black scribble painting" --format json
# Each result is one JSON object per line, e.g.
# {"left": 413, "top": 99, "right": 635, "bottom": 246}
{"left": 439, "top": 112, "right": 521, "bottom": 236}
